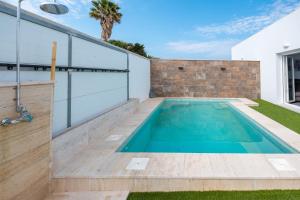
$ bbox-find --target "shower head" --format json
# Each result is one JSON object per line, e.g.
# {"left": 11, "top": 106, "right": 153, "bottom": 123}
{"left": 40, "top": 1, "right": 69, "bottom": 15}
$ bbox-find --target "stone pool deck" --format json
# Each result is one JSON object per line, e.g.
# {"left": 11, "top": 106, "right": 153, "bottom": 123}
{"left": 51, "top": 98, "right": 300, "bottom": 193}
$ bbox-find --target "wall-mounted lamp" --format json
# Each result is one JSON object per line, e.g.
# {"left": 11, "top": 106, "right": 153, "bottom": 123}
{"left": 283, "top": 43, "right": 291, "bottom": 49}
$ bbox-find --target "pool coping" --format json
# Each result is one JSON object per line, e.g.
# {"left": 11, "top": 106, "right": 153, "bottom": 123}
{"left": 230, "top": 101, "right": 300, "bottom": 152}
{"left": 52, "top": 98, "right": 300, "bottom": 192}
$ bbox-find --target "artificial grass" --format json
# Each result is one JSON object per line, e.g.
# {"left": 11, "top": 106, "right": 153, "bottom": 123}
{"left": 127, "top": 190, "right": 300, "bottom": 200}
{"left": 251, "top": 99, "right": 300, "bottom": 134}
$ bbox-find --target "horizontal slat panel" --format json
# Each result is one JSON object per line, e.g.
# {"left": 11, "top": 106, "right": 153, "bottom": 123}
{"left": 0, "top": 143, "right": 50, "bottom": 182}
{"left": 0, "top": 82, "right": 53, "bottom": 200}
{"left": 0, "top": 157, "right": 50, "bottom": 200}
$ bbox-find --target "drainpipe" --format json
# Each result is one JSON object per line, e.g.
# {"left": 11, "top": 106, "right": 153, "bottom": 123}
{"left": 1, "top": 0, "right": 33, "bottom": 126}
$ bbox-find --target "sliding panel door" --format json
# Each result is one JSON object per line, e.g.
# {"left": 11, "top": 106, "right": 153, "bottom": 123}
{"left": 286, "top": 56, "right": 295, "bottom": 103}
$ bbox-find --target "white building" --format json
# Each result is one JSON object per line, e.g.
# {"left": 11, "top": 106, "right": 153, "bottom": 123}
{"left": 232, "top": 7, "right": 300, "bottom": 112}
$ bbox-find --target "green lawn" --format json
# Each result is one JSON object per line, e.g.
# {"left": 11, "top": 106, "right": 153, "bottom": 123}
{"left": 128, "top": 190, "right": 300, "bottom": 200}
{"left": 251, "top": 99, "right": 300, "bottom": 134}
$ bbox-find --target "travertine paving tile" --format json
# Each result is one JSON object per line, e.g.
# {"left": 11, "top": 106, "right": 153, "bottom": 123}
{"left": 45, "top": 191, "right": 129, "bottom": 200}
{"left": 139, "top": 154, "right": 185, "bottom": 177}
{"left": 52, "top": 98, "right": 300, "bottom": 192}
{"left": 126, "top": 158, "right": 150, "bottom": 171}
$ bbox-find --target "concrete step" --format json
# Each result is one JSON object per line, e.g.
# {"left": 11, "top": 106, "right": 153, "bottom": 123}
{"left": 45, "top": 191, "right": 129, "bottom": 200}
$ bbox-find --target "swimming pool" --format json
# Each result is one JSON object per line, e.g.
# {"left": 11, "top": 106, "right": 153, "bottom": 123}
{"left": 118, "top": 99, "right": 297, "bottom": 153}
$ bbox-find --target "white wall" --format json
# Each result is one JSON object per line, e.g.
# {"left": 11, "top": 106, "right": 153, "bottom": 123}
{"left": 0, "top": 12, "right": 68, "bottom": 66}
{"left": 72, "top": 36, "right": 127, "bottom": 69}
{"left": 129, "top": 54, "right": 150, "bottom": 102}
{"left": 71, "top": 72, "right": 127, "bottom": 125}
{"left": 232, "top": 8, "right": 300, "bottom": 104}
{"left": 0, "top": 2, "right": 150, "bottom": 136}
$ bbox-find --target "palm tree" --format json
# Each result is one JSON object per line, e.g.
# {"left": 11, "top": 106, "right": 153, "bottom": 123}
{"left": 89, "top": 0, "right": 122, "bottom": 41}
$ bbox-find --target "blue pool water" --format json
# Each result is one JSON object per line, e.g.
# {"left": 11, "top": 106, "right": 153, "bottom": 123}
{"left": 118, "top": 99, "right": 297, "bottom": 153}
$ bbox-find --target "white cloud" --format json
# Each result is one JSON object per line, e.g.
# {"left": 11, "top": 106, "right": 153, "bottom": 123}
{"left": 80, "top": 0, "right": 91, "bottom": 5}
{"left": 166, "top": 40, "right": 238, "bottom": 58}
{"left": 166, "top": 0, "right": 300, "bottom": 59}
{"left": 197, "top": 0, "right": 300, "bottom": 35}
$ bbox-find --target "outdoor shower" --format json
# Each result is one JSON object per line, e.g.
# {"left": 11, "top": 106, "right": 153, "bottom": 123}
{"left": 1, "top": 0, "right": 68, "bottom": 126}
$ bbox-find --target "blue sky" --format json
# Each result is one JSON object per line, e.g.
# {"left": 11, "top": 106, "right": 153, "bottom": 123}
{"left": 4, "top": 0, "right": 300, "bottom": 59}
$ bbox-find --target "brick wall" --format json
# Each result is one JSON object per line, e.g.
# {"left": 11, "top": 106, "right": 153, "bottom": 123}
{"left": 151, "top": 59, "right": 260, "bottom": 99}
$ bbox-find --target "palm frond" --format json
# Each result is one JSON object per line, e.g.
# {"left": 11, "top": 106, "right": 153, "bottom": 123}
{"left": 89, "top": 0, "right": 122, "bottom": 41}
